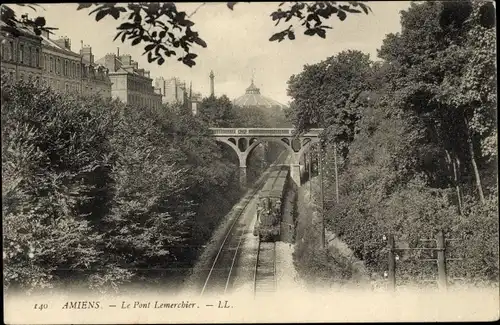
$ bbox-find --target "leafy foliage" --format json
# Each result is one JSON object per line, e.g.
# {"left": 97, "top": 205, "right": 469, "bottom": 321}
{"left": 290, "top": 0, "right": 497, "bottom": 286}
{"left": 0, "top": 77, "right": 254, "bottom": 292}
{"left": 79, "top": 3, "right": 206, "bottom": 67}
{"left": 197, "top": 95, "right": 238, "bottom": 127}
{"left": 268, "top": 1, "right": 371, "bottom": 43}
{"left": 1, "top": 4, "right": 58, "bottom": 37}
{"left": 285, "top": 50, "right": 374, "bottom": 160}
{"left": 1, "top": 2, "right": 371, "bottom": 67}
{"left": 2, "top": 79, "right": 114, "bottom": 291}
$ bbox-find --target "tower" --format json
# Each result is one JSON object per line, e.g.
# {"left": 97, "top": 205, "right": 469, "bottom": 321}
{"left": 209, "top": 70, "right": 214, "bottom": 97}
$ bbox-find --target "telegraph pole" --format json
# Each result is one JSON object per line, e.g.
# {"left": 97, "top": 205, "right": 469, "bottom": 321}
{"left": 308, "top": 151, "right": 312, "bottom": 200}
{"left": 334, "top": 143, "right": 339, "bottom": 203}
{"left": 318, "top": 142, "right": 325, "bottom": 248}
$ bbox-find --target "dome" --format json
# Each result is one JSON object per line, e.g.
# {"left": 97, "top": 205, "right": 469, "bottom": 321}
{"left": 233, "top": 80, "right": 287, "bottom": 109}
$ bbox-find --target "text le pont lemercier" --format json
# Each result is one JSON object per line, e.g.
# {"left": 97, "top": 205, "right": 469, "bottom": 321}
{"left": 121, "top": 300, "right": 197, "bottom": 309}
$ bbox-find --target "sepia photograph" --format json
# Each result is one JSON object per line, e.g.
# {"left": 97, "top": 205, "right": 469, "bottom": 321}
{"left": 1, "top": 1, "right": 498, "bottom": 323}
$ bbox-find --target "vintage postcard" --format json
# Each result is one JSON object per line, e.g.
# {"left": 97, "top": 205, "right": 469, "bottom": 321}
{"left": 2, "top": 1, "right": 498, "bottom": 323}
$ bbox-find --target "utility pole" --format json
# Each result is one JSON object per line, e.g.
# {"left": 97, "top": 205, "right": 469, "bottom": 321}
{"left": 436, "top": 231, "right": 448, "bottom": 291}
{"left": 308, "top": 151, "right": 312, "bottom": 200}
{"left": 334, "top": 143, "right": 339, "bottom": 203}
{"left": 388, "top": 234, "right": 396, "bottom": 291}
{"left": 318, "top": 143, "right": 325, "bottom": 248}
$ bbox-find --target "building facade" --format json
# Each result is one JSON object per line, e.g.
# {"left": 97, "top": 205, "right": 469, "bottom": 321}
{"left": 1, "top": 20, "right": 112, "bottom": 98}
{"left": 80, "top": 44, "right": 112, "bottom": 98}
{"left": 40, "top": 34, "right": 112, "bottom": 98}
{"left": 0, "top": 20, "right": 43, "bottom": 81}
{"left": 96, "top": 52, "right": 162, "bottom": 109}
{"left": 154, "top": 76, "right": 188, "bottom": 106}
{"left": 40, "top": 35, "right": 82, "bottom": 94}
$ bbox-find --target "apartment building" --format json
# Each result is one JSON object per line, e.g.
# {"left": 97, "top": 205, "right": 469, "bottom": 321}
{"left": 40, "top": 34, "right": 112, "bottom": 98}
{"left": 80, "top": 44, "right": 112, "bottom": 98}
{"left": 96, "top": 52, "right": 162, "bottom": 109}
{"left": 1, "top": 19, "right": 112, "bottom": 98}
{"left": 0, "top": 20, "right": 43, "bottom": 81}
{"left": 154, "top": 76, "right": 188, "bottom": 106}
{"left": 40, "top": 34, "right": 82, "bottom": 94}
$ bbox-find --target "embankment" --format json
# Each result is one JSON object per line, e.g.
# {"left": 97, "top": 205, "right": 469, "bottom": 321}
{"left": 293, "top": 177, "right": 370, "bottom": 290}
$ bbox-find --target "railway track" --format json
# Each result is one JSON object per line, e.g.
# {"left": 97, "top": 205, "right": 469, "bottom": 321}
{"left": 253, "top": 241, "right": 277, "bottom": 296}
{"left": 200, "top": 151, "right": 288, "bottom": 296}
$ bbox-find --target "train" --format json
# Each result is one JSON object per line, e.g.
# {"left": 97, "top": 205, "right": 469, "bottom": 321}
{"left": 253, "top": 165, "right": 290, "bottom": 242}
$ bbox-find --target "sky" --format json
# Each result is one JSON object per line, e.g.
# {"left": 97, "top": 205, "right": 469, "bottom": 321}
{"left": 12, "top": 2, "right": 411, "bottom": 105}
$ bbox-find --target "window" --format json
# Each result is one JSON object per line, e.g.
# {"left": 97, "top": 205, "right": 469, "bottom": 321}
{"left": 64, "top": 60, "right": 68, "bottom": 76}
{"left": 27, "top": 47, "right": 32, "bottom": 66}
{"left": 9, "top": 41, "right": 14, "bottom": 61}
{"left": 35, "top": 48, "right": 39, "bottom": 67}
{"left": 19, "top": 44, "right": 24, "bottom": 63}
{"left": 49, "top": 57, "right": 53, "bottom": 72}
{"left": 57, "top": 58, "right": 60, "bottom": 74}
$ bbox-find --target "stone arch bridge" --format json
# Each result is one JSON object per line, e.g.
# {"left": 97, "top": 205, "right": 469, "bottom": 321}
{"left": 210, "top": 128, "right": 323, "bottom": 187}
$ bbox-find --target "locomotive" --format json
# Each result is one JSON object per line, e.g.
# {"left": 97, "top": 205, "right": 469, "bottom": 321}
{"left": 253, "top": 165, "right": 289, "bottom": 242}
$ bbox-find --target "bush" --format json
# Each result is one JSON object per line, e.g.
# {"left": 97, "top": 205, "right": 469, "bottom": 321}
{"left": 452, "top": 192, "right": 499, "bottom": 283}
{"left": 2, "top": 78, "right": 248, "bottom": 292}
{"left": 2, "top": 79, "right": 114, "bottom": 291}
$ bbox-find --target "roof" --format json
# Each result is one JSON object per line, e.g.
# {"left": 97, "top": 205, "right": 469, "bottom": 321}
{"left": 81, "top": 57, "right": 106, "bottom": 69}
{"left": 40, "top": 35, "right": 81, "bottom": 57}
{"left": 95, "top": 55, "right": 151, "bottom": 78}
{"left": 233, "top": 79, "right": 287, "bottom": 109}
{"left": 0, "top": 19, "right": 39, "bottom": 39}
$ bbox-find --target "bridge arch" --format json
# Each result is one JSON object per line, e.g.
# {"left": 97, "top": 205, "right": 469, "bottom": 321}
{"left": 210, "top": 127, "right": 323, "bottom": 188}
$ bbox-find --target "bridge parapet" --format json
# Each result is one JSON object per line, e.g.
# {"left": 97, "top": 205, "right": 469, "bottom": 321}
{"left": 209, "top": 127, "right": 323, "bottom": 188}
{"left": 209, "top": 128, "right": 323, "bottom": 137}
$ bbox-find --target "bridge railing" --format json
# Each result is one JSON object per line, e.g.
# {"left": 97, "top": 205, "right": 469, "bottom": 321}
{"left": 209, "top": 128, "right": 323, "bottom": 137}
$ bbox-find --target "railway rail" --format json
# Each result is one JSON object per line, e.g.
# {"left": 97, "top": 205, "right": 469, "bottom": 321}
{"left": 253, "top": 241, "right": 277, "bottom": 296}
{"left": 200, "top": 151, "right": 289, "bottom": 296}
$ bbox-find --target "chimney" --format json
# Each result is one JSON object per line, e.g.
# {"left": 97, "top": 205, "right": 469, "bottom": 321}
{"left": 55, "top": 36, "right": 71, "bottom": 50}
{"left": 80, "top": 45, "right": 94, "bottom": 64}
{"left": 209, "top": 70, "right": 215, "bottom": 97}
{"left": 41, "top": 29, "right": 50, "bottom": 39}
{"left": 144, "top": 70, "right": 150, "bottom": 78}
{"left": 117, "top": 47, "right": 120, "bottom": 57}
{"left": 132, "top": 61, "right": 138, "bottom": 70}
{"left": 104, "top": 53, "right": 117, "bottom": 72}
{"left": 119, "top": 54, "right": 131, "bottom": 66}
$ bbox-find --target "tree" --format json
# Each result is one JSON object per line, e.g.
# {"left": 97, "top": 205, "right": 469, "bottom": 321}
{"left": 197, "top": 95, "right": 238, "bottom": 127}
{"left": 232, "top": 104, "right": 270, "bottom": 128}
{"left": 377, "top": 0, "right": 497, "bottom": 205}
{"left": 1, "top": 76, "right": 249, "bottom": 292}
{"left": 285, "top": 50, "right": 374, "bottom": 157}
{"left": 2, "top": 78, "right": 115, "bottom": 291}
{"left": 1, "top": 2, "right": 371, "bottom": 67}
